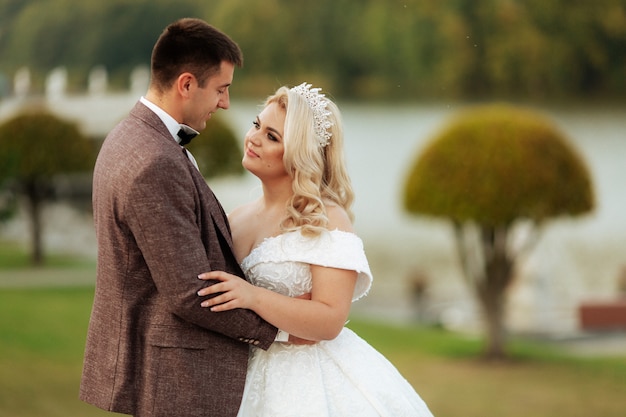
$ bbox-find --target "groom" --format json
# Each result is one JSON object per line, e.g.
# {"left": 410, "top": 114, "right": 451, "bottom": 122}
{"left": 80, "top": 18, "right": 280, "bottom": 417}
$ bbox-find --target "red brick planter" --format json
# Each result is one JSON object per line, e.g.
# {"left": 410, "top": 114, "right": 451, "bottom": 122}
{"left": 579, "top": 300, "right": 626, "bottom": 330}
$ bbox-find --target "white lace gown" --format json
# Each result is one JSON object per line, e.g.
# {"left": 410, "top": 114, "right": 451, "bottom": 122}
{"left": 237, "top": 229, "right": 434, "bottom": 417}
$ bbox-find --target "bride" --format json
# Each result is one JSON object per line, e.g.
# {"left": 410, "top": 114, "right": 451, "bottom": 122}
{"left": 197, "top": 83, "right": 434, "bottom": 417}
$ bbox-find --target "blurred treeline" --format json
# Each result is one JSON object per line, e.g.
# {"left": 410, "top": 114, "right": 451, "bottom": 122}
{"left": 1, "top": 0, "right": 625, "bottom": 101}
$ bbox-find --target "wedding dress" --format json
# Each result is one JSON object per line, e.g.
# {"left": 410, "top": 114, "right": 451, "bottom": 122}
{"left": 237, "top": 229, "right": 434, "bottom": 417}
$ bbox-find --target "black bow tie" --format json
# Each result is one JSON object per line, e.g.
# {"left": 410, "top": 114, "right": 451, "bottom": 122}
{"left": 177, "top": 128, "right": 198, "bottom": 146}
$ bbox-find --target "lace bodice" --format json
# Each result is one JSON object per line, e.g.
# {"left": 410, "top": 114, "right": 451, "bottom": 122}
{"left": 240, "top": 229, "right": 372, "bottom": 301}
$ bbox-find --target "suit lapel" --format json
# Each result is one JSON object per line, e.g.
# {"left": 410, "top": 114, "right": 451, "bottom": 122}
{"left": 206, "top": 186, "right": 234, "bottom": 249}
{"left": 131, "top": 101, "right": 236, "bottom": 253}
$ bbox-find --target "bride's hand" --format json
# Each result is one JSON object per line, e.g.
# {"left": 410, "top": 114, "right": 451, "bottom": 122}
{"left": 197, "top": 271, "right": 258, "bottom": 312}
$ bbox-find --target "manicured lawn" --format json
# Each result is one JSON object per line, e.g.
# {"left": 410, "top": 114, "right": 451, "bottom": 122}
{"left": 0, "top": 242, "right": 624, "bottom": 416}
{"left": 0, "top": 285, "right": 625, "bottom": 417}
{"left": 0, "top": 286, "right": 125, "bottom": 417}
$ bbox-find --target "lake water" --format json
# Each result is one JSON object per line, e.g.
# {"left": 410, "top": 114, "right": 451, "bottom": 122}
{"left": 2, "top": 95, "right": 625, "bottom": 334}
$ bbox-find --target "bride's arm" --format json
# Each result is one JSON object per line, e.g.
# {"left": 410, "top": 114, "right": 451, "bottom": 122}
{"left": 197, "top": 265, "right": 357, "bottom": 341}
{"left": 198, "top": 205, "right": 358, "bottom": 341}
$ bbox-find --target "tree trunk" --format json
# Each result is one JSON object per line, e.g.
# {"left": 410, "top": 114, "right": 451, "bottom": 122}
{"left": 24, "top": 180, "right": 44, "bottom": 266}
{"left": 479, "top": 284, "right": 506, "bottom": 360}
{"left": 453, "top": 223, "right": 516, "bottom": 360}
{"left": 477, "top": 225, "right": 514, "bottom": 360}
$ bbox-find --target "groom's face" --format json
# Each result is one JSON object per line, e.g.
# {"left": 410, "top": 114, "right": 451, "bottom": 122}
{"left": 184, "top": 61, "right": 234, "bottom": 132}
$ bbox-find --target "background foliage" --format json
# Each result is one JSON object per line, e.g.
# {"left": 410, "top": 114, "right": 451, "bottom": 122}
{"left": 402, "top": 103, "right": 595, "bottom": 358}
{"left": 186, "top": 114, "right": 244, "bottom": 178}
{"left": 403, "top": 104, "right": 594, "bottom": 226}
{"left": 0, "top": 110, "right": 95, "bottom": 264}
{"left": 1, "top": 0, "right": 625, "bottom": 101}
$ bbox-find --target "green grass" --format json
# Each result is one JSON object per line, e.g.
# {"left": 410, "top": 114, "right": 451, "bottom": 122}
{"left": 1, "top": 240, "right": 625, "bottom": 416}
{"left": 0, "top": 287, "right": 625, "bottom": 417}
{"left": 0, "top": 286, "right": 125, "bottom": 417}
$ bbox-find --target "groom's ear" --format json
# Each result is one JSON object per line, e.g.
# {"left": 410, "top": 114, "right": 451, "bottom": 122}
{"left": 177, "top": 73, "right": 196, "bottom": 97}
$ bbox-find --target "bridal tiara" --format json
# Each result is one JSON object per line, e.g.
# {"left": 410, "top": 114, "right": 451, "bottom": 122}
{"left": 290, "top": 82, "right": 333, "bottom": 148}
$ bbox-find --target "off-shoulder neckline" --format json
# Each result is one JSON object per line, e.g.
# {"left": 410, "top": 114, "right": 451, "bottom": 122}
{"left": 241, "top": 229, "right": 357, "bottom": 265}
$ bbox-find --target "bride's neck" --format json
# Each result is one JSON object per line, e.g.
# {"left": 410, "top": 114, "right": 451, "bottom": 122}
{"left": 261, "top": 182, "right": 292, "bottom": 210}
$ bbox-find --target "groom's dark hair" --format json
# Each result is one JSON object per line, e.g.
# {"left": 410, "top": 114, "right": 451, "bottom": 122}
{"left": 150, "top": 18, "right": 243, "bottom": 92}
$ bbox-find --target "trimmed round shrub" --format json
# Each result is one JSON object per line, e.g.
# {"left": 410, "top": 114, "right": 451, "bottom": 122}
{"left": 403, "top": 104, "right": 594, "bottom": 226}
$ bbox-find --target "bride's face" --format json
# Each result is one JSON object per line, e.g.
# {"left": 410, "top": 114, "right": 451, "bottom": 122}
{"left": 242, "top": 102, "right": 288, "bottom": 180}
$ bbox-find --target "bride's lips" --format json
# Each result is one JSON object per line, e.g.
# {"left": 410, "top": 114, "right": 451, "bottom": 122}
{"left": 245, "top": 147, "right": 259, "bottom": 158}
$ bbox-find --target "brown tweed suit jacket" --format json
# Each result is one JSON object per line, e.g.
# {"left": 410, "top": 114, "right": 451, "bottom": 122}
{"left": 80, "top": 102, "right": 277, "bottom": 417}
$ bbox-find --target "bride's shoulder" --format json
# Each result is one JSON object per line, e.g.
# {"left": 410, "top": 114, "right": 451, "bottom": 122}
{"left": 324, "top": 203, "right": 353, "bottom": 234}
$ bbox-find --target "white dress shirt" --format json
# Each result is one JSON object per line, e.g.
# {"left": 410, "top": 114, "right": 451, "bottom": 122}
{"left": 139, "top": 96, "right": 199, "bottom": 169}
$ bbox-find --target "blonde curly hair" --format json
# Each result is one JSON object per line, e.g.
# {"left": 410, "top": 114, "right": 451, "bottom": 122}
{"left": 264, "top": 86, "right": 354, "bottom": 236}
